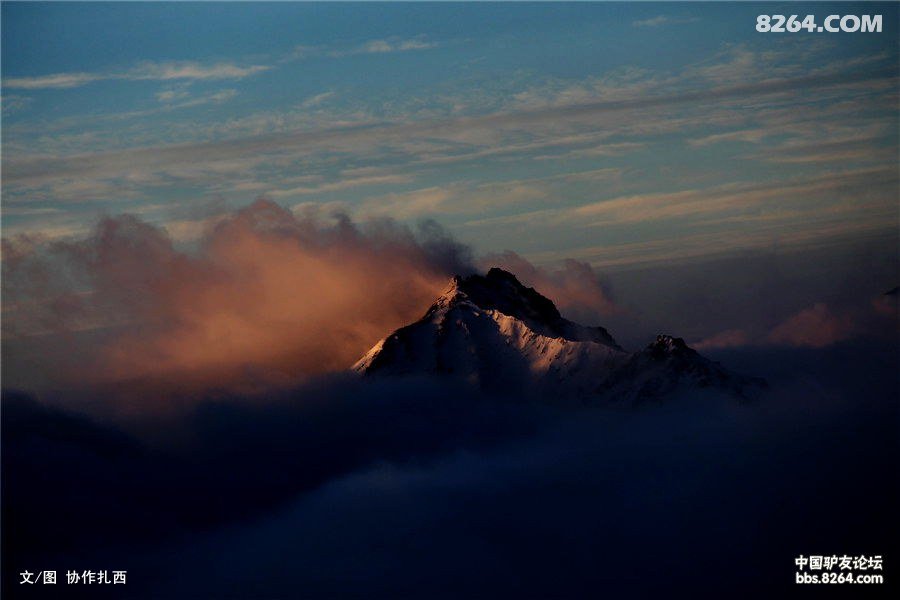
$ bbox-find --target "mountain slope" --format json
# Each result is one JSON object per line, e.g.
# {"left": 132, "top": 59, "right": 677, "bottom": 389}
{"left": 353, "top": 268, "right": 763, "bottom": 402}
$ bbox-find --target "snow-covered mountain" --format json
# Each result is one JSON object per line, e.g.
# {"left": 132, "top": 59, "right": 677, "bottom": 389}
{"left": 353, "top": 268, "right": 763, "bottom": 402}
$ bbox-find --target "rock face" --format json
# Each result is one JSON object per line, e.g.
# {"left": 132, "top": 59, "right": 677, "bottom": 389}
{"left": 353, "top": 268, "right": 764, "bottom": 402}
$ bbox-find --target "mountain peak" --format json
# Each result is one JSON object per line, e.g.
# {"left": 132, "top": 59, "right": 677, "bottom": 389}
{"left": 426, "top": 267, "right": 619, "bottom": 348}
{"left": 353, "top": 267, "right": 763, "bottom": 402}
{"left": 485, "top": 266, "right": 524, "bottom": 283}
{"left": 434, "top": 275, "right": 466, "bottom": 303}
{"left": 459, "top": 267, "right": 561, "bottom": 322}
{"left": 647, "top": 335, "right": 691, "bottom": 356}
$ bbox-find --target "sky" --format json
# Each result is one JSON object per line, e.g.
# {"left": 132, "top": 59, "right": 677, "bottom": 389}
{"left": 1, "top": 2, "right": 898, "bottom": 390}
{"left": 2, "top": 5, "right": 898, "bottom": 596}
{"left": 3, "top": 2, "right": 897, "bottom": 270}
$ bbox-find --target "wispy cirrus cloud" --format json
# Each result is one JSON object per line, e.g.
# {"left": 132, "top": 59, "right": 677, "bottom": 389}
{"left": 128, "top": 61, "right": 270, "bottom": 81}
{"left": 464, "top": 167, "right": 897, "bottom": 232}
{"left": 3, "top": 72, "right": 103, "bottom": 90}
{"left": 287, "top": 36, "right": 438, "bottom": 62}
{"left": 3, "top": 60, "right": 270, "bottom": 90}
{"left": 267, "top": 173, "right": 414, "bottom": 199}
{"left": 4, "top": 41, "right": 895, "bottom": 277}
{"left": 155, "top": 89, "right": 191, "bottom": 103}
{"left": 524, "top": 219, "right": 896, "bottom": 272}
{"left": 744, "top": 130, "right": 895, "bottom": 165}
{"left": 354, "top": 168, "right": 622, "bottom": 220}
{"left": 632, "top": 15, "right": 698, "bottom": 28}
{"left": 298, "top": 91, "right": 336, "bottom": 109}
{"left": 5, "top": 43, "right": 893, "bottom": 160}
{"left": 3, "top": 58, "right": 894, "bottom": 221}
{"left": 687, "top": 128, "right": 769, "bottom": 147}
{"left": 1, "top": 94, "right": 33, "bottom": 114}
{"left": 353, "top": 37, "right": 436, "bottom": 54}
{"left": 154, "top": 88, "right": 237, "bottom": 108}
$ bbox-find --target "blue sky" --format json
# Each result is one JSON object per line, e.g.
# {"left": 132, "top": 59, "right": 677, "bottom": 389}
{"left": 2, "top": 2, "right": 898, "bottom": 270}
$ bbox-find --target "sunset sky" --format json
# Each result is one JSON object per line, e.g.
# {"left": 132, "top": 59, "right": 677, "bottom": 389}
{"left": 4, "top": 2, "right": 897, "bottom": 271}
{"left": 3, "top": 6, "right": 898, "bottom": 597}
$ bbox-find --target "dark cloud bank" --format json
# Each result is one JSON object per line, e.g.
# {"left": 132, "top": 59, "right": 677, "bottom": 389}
{"left": 4, "top": 340, "right": 897, "bottom": 599}
{"left": 2, "top": 202, "right": 898, "bottom": 598}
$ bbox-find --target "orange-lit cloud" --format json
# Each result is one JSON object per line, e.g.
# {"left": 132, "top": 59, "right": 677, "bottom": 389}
{"left": 2, "top": 200, "right": 470, "bottom": 391}
{"left": 766, "top": 303, "right": 856, "bottom": 348}
{"left": 693, "top": 329, "right": 750, "bottom": 351}
{"left": 4, "top": 200, "right": 629, "bottom": 397}
{"left": 695, "top": 302, "right": 875, "bottom": 351}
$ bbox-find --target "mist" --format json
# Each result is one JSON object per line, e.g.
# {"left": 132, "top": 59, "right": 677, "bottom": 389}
{"left": 2, "top": 200, "right": 626, "bottom": 402}
{"left": 3, "top": 337, "right": 896, "bottom": 599}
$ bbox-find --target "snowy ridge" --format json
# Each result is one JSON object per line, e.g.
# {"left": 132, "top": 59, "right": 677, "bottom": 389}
{"left": 353, "top": 268, "right": 763, "bottom": 402}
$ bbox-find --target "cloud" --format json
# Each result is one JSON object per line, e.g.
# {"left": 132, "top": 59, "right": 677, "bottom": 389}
{"left": 1, "top": 200, "right": 636, "bottom": 394}
{"left": 744, "top": 130, "right": 895, "bottom": 165}
{"left": 507, "top": 218, "right": 896, "bottom": 273}
{"left": 365, "top": 39, "right": 404, "bottom": 53}
{"left": 633, "top": 15, "right": 670, "bottom": 27}
{"left": 693, "top": 329, "right": 751, "bottom": 350}
{"left": 3, "top": 61, "right": 270, "bottom": 90}
{"left": 5, "top": 344, "right": 897, "bottom": 598}
{"left": 1, "top": 200, "right": 474, "bottom": 391}
{"left": 298, "top": 91, "right": 335, "bottom": 109}
{"left": 286, "top": 37, "right": 437, "bottom": 61}
{"left": 687, "top": 128, "right": 769, "bottom": 147}
{"left": 159, "top": 88, "right": 239, "bottom": 112}
{"left": 695, "top": 303, "right": 861, "bottom": 350}
{"left": 356, "top": 37, "right": 436, "bottom": 54}
{"left": 127, "top": 61, "right": 270, "bottom": 82}
{"left": 156, "top": 89, "right": 191, "bottom": 103}
{"left": 3, "top": 72, "right": 103, "bottom": 90}
{"left": 464, "top": 166, "right": 897, "bottom": 269}
{"left": 632, "top": 15, "right": 698, "bottom": 28}
{"left": 2, "top": 376, "right": 537, "bottom": 560}
{"left": 1, "top": 94, "right": 33, "bottom": 114}
{"left": 766, "top": 303, "right": 857, "bottom": 348}
{"left": 5, "top": 58, "right": 893, "bottom": 191}
{"left": 356, "top": 168, "right": 622, "bottom": 221}
{"left": 565, "top": 167, "right": 896, "bottom": 227}
{"left": 3, "top": 45, "right": 895, "bottom": 276}
{"left": 359, "top": 181, "right": 544, "bottom": 221}
{"left": 267, "top": 174, "right": 414, "bottom": 199}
